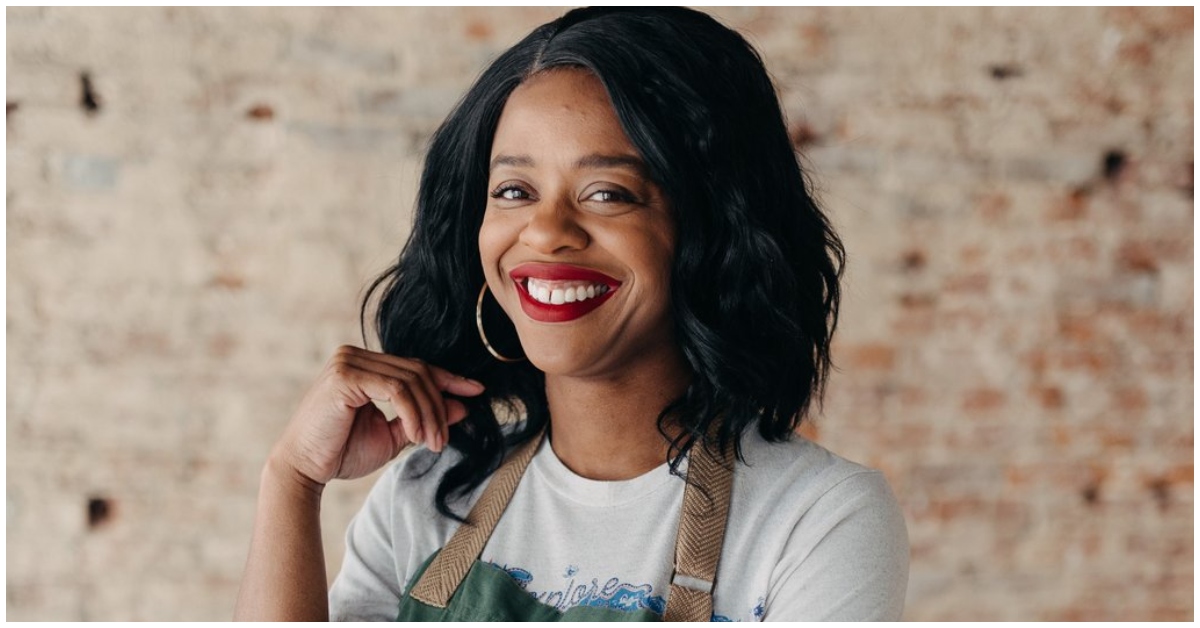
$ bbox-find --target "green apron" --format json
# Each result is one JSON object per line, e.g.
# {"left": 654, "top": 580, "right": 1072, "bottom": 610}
{"left": 396, "top": 430, "right": 735, "bottom": 622}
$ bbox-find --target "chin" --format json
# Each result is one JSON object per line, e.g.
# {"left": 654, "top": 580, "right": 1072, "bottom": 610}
{"left": 519, "top": 339, "right": 605, "bottom": 377}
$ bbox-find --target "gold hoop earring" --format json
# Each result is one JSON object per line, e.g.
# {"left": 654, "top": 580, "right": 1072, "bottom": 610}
{"left": 476, "top": 284, "right": 524, "bottom": 363}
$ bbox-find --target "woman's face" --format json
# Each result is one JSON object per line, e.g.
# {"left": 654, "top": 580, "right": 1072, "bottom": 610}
{"left": 479, "top": 68, "right": 678, "bottom": 379}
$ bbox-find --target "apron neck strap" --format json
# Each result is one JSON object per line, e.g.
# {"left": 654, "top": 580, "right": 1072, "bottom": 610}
{"left": 663, "top": 428, "right": 736, "bottom": 622}
{"left": 409, "top": 428, "right": 545, "bottom": 608}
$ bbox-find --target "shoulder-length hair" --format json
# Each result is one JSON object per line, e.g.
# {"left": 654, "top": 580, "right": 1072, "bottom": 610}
{"left": 361, "top": 7, "right": 844, "bottom": 519}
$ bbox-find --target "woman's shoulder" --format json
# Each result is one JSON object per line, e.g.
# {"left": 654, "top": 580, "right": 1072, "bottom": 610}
{"left": 721, "top": 427, "right": 909, "bottom": 620}
{"left": 728, "top": 426, "right": 906, "bottom": 542}
{"left": 734, "top": 427, "right": 890, "bottom": 496}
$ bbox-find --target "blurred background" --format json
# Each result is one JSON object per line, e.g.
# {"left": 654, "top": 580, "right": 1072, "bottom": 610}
{"left": 5, "top": 6, "right": 1193, "bottom": 621}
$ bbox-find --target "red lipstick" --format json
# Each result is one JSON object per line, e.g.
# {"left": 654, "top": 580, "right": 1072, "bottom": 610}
{"left": 509, "top": 263, "right": 621, "bottom": 323}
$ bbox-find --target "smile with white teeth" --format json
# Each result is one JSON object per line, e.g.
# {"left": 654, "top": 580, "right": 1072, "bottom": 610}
{"left": 524, "top": 278, "right": 611, "bottom": 305}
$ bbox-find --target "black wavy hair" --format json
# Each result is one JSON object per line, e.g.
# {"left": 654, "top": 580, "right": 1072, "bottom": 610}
{"left": 360, "top": 7, "right": 844, "bottom": 520}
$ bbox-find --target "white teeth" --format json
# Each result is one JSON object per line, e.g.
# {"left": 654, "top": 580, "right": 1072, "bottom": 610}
{"left": 525, "top": 278, "right": 611, "bottom": 306}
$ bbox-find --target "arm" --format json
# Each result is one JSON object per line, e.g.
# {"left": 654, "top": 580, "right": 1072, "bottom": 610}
{"left": 763, "top": 471, "right": 910, "bottom": 621}
{"left": 233, "top": 345, "right": 483, "bottom": 621}
{"left": 234, "top": 455, "right": 330, "bottom": 620}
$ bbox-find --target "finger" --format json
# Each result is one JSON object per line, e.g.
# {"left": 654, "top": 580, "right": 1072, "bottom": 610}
{"left": 355, "top": 401, "right": 409, "bottom": 459}
{"left": 386, "top": 384, "right": 427, "bottom": 447}
{"left": 416, "top": 364, "right": 477, "bottom": 450}
{"left": 397, "top": 361, "right": 450, "bottom": 453}
{"left": 334, "top": 351, "right": 477, "bottom": 452}
{"left": 340, "top": 354, "right": 448, "bottom": 451}
{"left": 387, "top": 412, "right": 411, "bottom": 453}
{"left": 342, "top": 347, "right": 485, "bottom": 397}
{"left": 425, "top": 364, "right": 487, "bottom": 396}
{"left": 395, "top": 369, "right": 443, "bottom": 452}
{"left": 331, "top": 369, "right": 429, "bottom": 451}
{"left": 446, "top": 398, "right": 469, "bottom": 426}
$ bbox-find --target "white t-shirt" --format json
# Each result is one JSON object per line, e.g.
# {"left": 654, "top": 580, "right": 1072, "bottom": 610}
{"left": 328, "top": 427, "right": 909, "bottom": 621}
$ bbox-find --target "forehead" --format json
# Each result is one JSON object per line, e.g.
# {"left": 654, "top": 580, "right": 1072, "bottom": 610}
{"left": 491, "top": 68, "right": 639, "bottom": 161}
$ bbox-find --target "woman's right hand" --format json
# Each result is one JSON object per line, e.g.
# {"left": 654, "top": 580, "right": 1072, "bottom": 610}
{"left": 270, "top": 345, "right": 486, "bottom": 487}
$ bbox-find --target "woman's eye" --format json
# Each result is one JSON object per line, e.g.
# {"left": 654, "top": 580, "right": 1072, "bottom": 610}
{"left": 489, "top": 185, "right": 532, "bottom": 201}
{"left": 586, "top": 189, "right": 637, "bottom": 204}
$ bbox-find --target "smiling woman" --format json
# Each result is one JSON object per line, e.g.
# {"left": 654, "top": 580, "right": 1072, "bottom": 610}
{"left": 481, "top": 68, "right": 681, "bottom": 389}
{"left": 235, "top": 6, "right": 908, "bottom": 622}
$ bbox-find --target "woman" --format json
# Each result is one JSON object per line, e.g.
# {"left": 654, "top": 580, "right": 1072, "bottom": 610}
{"left": 236, "top": 7, "right": 908, "bottom": 622}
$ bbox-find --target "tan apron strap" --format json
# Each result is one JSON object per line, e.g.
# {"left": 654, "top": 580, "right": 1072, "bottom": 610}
{"left": 408, "top": 430, "right": 545, "bottom": 608}
{"left": 663, "top": 431, "right": 736, "bottom": 622}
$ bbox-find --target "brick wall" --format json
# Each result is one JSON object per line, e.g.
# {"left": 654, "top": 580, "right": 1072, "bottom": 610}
{"left": 6, "top": 7, "right": 1192, "bottom": 620}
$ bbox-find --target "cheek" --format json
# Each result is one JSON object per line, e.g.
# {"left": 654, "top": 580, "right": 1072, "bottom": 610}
{"left": 643, "top": 225, "right": 677, "bottom": 287}
{"left": 615, "top": 226, "right": 675, "bottom": 295}
{"left": 649, "top": 249, "right": 675, "bottom": 296}
{"left": 477, "top": 212, "right": 511, "bottom": 282}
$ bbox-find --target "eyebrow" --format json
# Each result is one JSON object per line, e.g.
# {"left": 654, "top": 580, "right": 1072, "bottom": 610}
{"left": 575, "top": 153, "right": 647, "bottom": 175}
{"left": 489, "top": 153, "right": 650, "bottom": 177}
{"left": 490, "top": 154, "right": 535, "bottom": 170}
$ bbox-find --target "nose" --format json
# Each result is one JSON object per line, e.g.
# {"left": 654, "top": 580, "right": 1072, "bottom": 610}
{"left": 518, "top": 195, "right": 589, "bottom": 254}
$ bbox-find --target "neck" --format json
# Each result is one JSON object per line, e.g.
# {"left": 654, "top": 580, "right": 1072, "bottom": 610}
{"left": 543, "top": 349, "right": 691, "bottom": 481}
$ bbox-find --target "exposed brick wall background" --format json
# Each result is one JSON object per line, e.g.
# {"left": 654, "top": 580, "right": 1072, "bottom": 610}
{"left": 6, "top": 7, "right": 1192, "bottom": 621}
